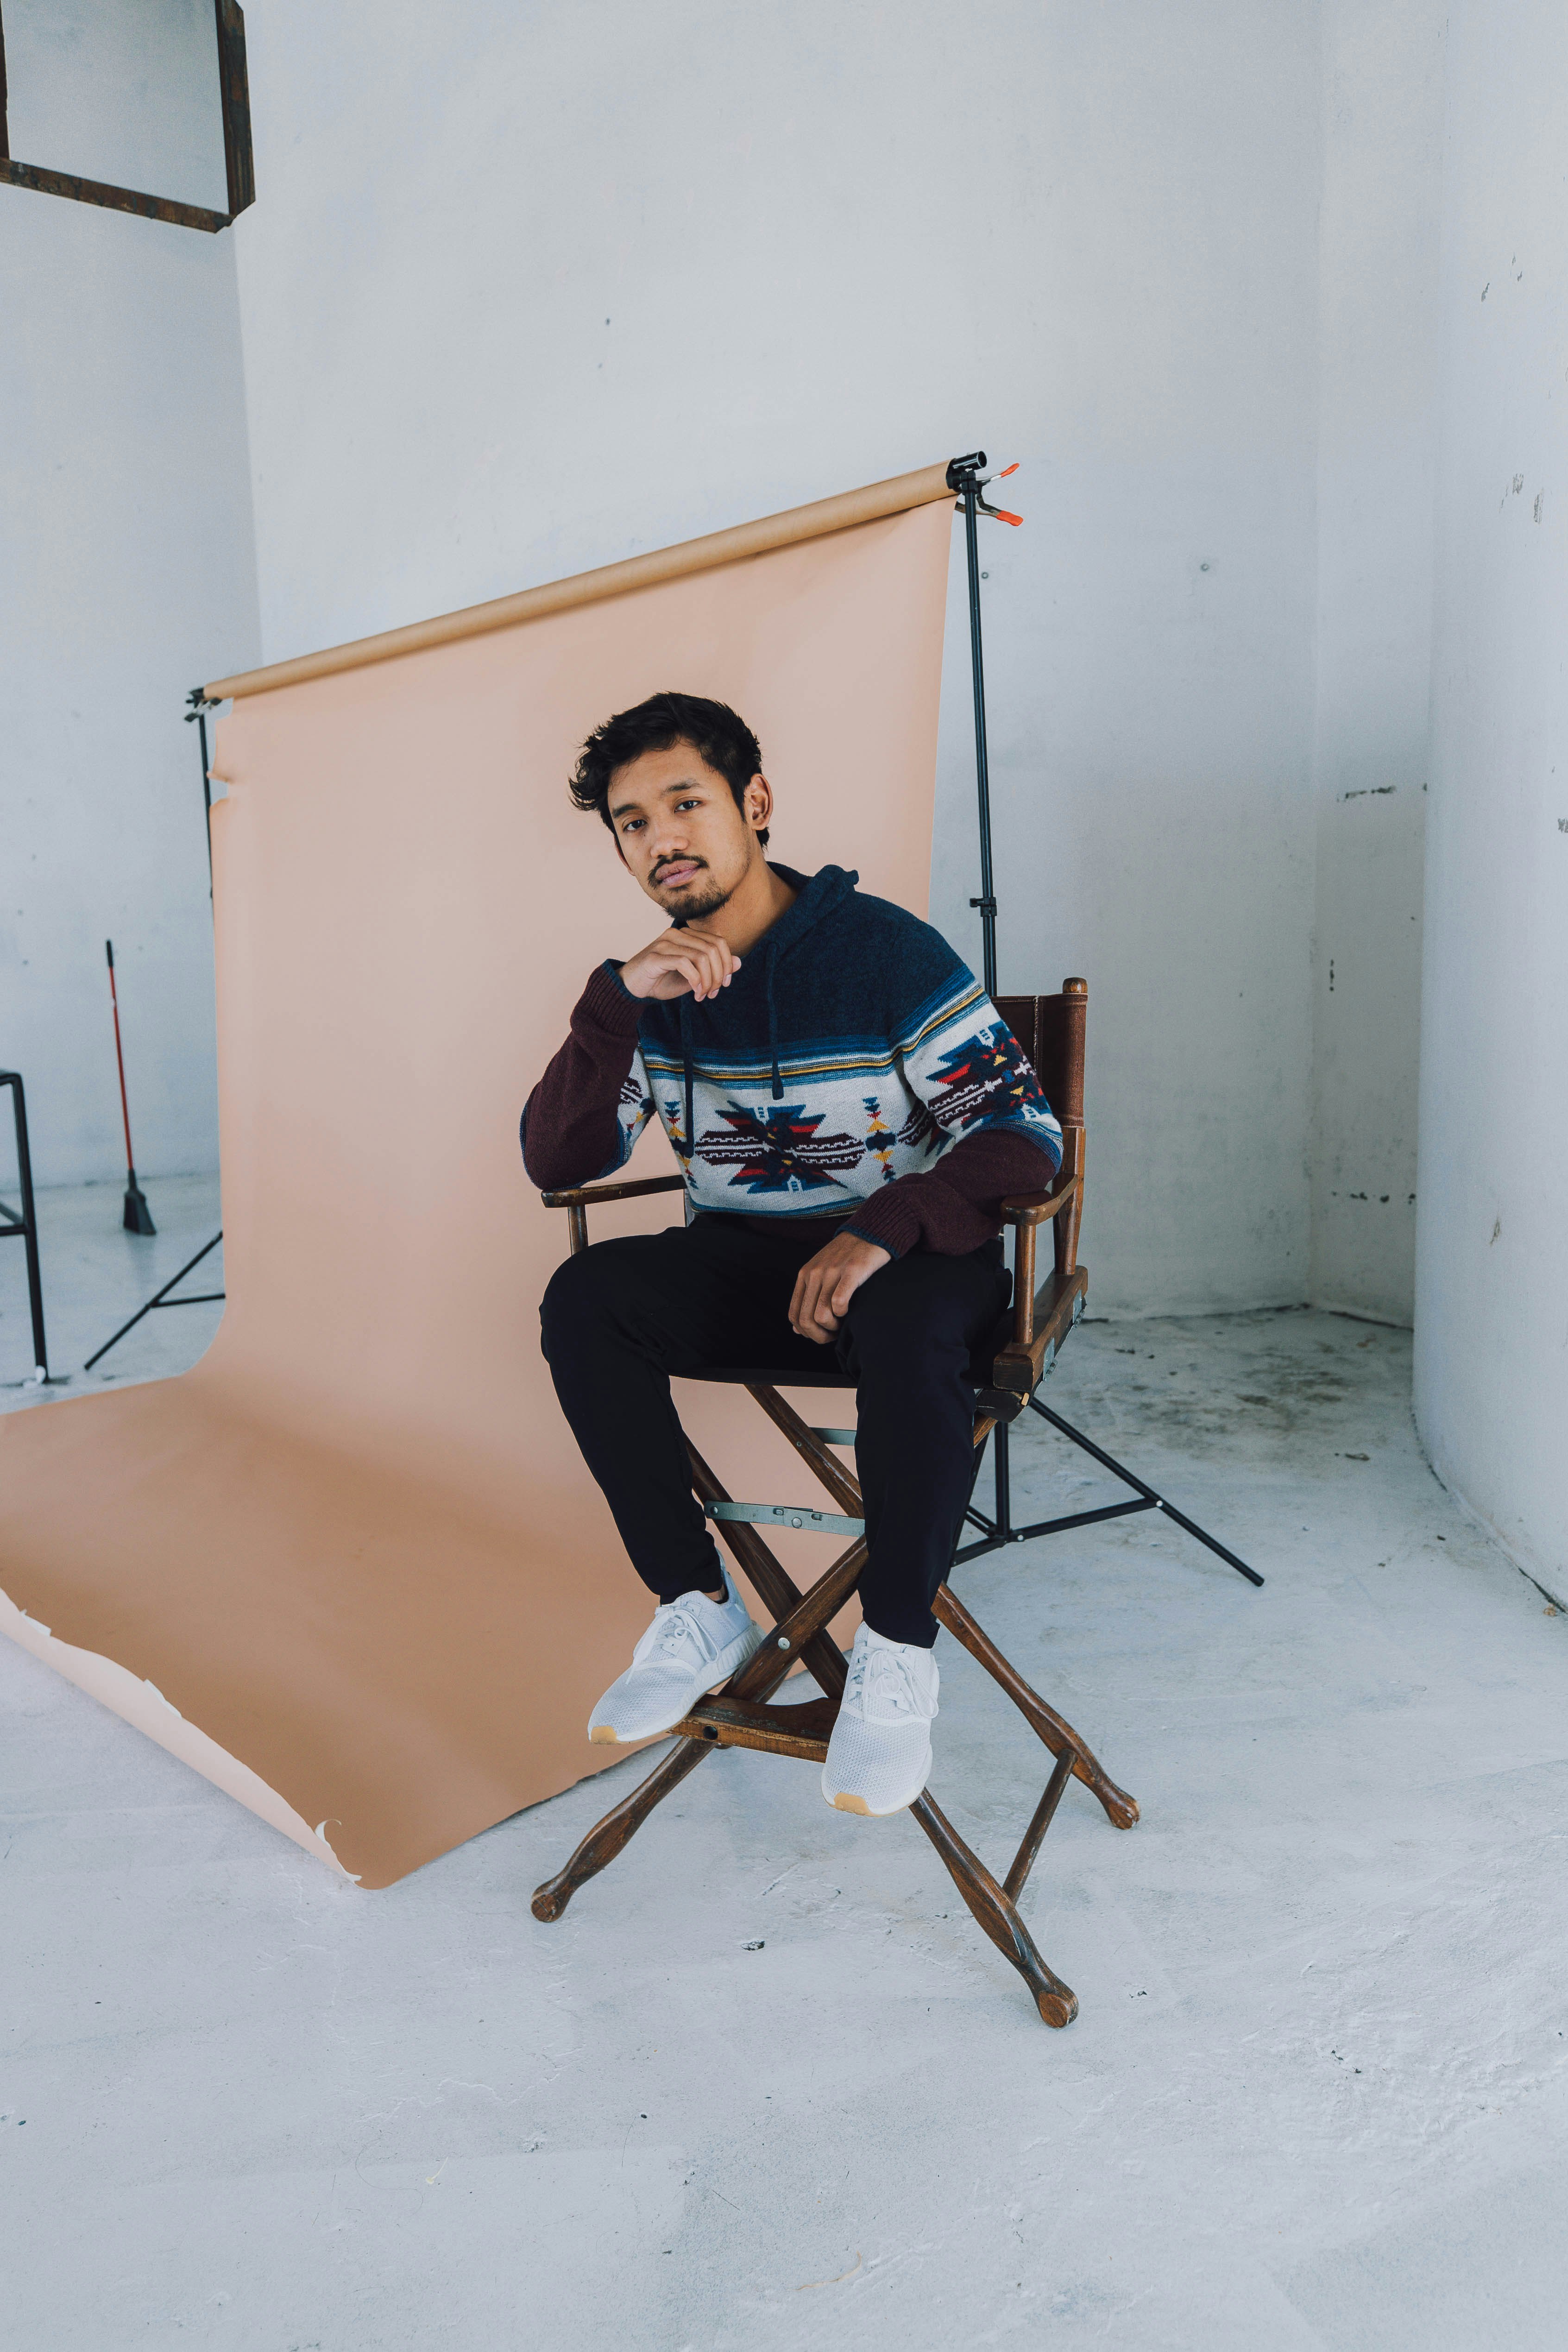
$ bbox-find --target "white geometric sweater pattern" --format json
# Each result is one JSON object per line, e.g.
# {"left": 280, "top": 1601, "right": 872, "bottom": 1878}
{"left": 608, "top": 966, "right": 1063, "bottom": 1222}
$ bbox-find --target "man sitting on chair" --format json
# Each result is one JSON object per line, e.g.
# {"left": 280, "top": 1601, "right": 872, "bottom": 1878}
{"left": 524, "top": 692, "right": 1063, "bottom": 1816}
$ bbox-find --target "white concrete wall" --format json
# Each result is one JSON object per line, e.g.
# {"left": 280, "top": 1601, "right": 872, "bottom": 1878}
{"left": 1, "top": 0, "right": 1444, "bottom": 1329}
{"left": 3, "top": 0, "right": 227, "bottom": 212}
{"left": 0, "top": 22, "right": 258, "bottom": 1190}
{"left": 1414, "top": 0, "right": 1568, "bottom": 1600}
{"left": 1308, "top": 0, "right": 1444, "bottom": 1324}
{"left": 231, "top": 0, "right": 1358, "bottom": 1318}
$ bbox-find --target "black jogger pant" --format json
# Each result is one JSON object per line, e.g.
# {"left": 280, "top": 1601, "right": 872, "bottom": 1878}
{"left": 539, "top": 1212, "right": 1010, "bottom": 1647}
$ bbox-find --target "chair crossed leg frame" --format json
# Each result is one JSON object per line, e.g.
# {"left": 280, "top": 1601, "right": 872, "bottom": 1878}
{"left": 532, "top": 1386, "right": 1139, "bottom": 2027}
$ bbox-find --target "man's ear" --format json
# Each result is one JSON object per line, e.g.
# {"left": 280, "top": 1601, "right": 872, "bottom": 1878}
{"left": 743, "top": 773, "right": 773, "bottom": 834}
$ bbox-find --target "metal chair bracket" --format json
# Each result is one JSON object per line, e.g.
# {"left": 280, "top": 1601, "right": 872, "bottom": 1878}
{"left": 705, "top": 1500, "right": 865, "bottom": 1539}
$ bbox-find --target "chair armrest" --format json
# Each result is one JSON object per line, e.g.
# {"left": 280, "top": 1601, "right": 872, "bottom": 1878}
{"left": 1000, "top": 1176, "right": 1083, "bottom": 1351}
{"left": 541, "top": 1174, "right": 686, "bottom": 1209}
{"left": 990, "top": 1266, "right": 1089, "bottom": 1399}
{"left": 999, "top": 1176, "right": 1081, "bottom": 1226}
{"left": 543, "top": 1170, "right": 687, "bottom": 1256}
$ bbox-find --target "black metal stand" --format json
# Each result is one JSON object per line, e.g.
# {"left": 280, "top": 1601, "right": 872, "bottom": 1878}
{"left": 0, "top": 1071, "right": 50, "bottom": 1383}
{"left": 82, "top": 694, "right": 227, "bottom": 1372}
{"left": 83, "top": 1229, "right": 225, "bottom": 1374}
{"left": 957, "top": 1404, "right": 1262, "bottom": 1584}
{"left": 943, "top": 453, "right": 1259, "bottom": 1590}
{"left": 185, "top": 690, "right": 216, "bottom": 898}
{"left": 946, "top": 451, "right": 1005, "bottom": 1000}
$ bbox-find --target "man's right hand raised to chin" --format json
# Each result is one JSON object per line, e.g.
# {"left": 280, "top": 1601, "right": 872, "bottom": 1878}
{"left": 617, "top": 922, "right": 744, "bottom": 1004}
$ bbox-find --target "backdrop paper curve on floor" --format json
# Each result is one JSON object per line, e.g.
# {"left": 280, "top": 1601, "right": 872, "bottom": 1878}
{"left": 0, "top": 492, "right": 954, "bottom": 1886}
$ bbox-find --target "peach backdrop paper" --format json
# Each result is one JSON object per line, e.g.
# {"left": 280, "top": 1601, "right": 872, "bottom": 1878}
{"left": 0, "top": 499, "right": 953, "bottom": 1886}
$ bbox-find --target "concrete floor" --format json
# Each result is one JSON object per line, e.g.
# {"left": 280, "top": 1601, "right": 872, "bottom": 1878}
{"left": 4, "top": 1181, "right": 1568, "bottom": 2349}
{"left": 0, "top": 1173, "right": 226, "bottom": 1403}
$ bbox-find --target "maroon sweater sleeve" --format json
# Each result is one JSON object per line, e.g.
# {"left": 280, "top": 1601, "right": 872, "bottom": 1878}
{"left": 842, "top": 1130, "right": 1060, "bottom": 1259}
{"left": 521, "top": 963, "right": 647, "bottom": 1189}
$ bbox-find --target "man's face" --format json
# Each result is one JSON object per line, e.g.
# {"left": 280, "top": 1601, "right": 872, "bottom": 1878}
{"left": 606, "top": 740, "right": 765, "bottom": 922}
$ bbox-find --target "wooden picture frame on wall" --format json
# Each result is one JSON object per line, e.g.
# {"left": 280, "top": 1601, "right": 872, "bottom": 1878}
{"left": 0, "top": 0, "right": 254, "bottom": 234}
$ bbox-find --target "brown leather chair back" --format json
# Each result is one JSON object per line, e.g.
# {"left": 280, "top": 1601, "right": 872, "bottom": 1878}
{"left": 996, "top": 981, "right": 1086, "bottom": 1135}
{"left": 995, "top": 980, "right": 1087, "bottom": 1280}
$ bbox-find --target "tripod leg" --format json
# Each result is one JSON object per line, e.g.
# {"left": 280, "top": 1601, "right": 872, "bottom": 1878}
{"left": 1028, "top": 1398, "right": 1264, "bottom": 1586}
{"left": 994, "top": 1412, "right": 1012, "bottom": 1536}
{"left": 83, "top": 1230, "right": 223, "bottom": 1372}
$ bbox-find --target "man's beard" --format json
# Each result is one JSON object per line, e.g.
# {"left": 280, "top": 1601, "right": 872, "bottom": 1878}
{"left": 655, "top": 868, "right": 733, "bottom": 925}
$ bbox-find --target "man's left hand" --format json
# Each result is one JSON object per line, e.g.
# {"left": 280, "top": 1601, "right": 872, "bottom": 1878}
{"left": 788, "top": 1230, "right": 892, "bottom": 1343}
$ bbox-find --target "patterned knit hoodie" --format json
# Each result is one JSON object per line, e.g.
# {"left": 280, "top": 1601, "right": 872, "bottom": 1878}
{"left": 522, "top": 863, "right": 1062, "bottom": 1257}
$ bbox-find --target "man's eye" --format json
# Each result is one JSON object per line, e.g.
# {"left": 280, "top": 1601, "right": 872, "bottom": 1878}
{"left": 676, "top": 798, "right": 700, "bottom": 812}
{"left": 621, "top": 818, "right": 643, "bottom": 833}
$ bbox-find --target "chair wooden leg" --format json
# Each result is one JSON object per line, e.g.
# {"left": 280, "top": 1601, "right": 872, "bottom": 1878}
{"left": 912, "top": 1791, "right": 1078, "bottom": 2027}
{"left": 533, "top": 1397, "right": 1127, "bottom": 2027}
{"left": 932, "top": 1583, "right": 1140, "bottom": 1832}
{"left": 1002, "top": 1750, "right": 1074, "bottom": 1902}
{"left": 745, "top": 1385, "right": 863, "bottom": 1516}
{"left": 531, "top": 1735, "right": 711, "bottom": 1921}
{"left": 686, "top": 1436, "right": 850, "bottom": 1700}
{"left": 534, "top": 1435, "right": 860, "bottom": 1924}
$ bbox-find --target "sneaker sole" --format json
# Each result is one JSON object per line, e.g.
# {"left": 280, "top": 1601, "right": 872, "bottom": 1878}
{"left": 587, "top": 1621, "right": 764, "bottom": 1745}
{"left": 824, "top": 1744, "right": 933, "bottom": 1816}
{"left": 829, "top": 1788, "right": 922, "bottom": 1816}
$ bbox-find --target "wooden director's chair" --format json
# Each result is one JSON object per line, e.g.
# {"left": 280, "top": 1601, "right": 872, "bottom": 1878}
{"left": 532, "top": 979, "right": 1139, "bottom": 2026}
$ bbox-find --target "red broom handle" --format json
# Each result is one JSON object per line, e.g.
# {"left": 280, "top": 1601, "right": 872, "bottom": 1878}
{"left": 106, "top": 939, "right": 136, "bottom": 1173}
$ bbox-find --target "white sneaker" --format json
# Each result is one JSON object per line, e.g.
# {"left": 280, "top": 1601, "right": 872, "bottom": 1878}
{"left": 588, "top": 1570, "right": 762, "bottom": 1744}
{"left": 821, "top": 1625, "right": 939, "bottom": 1815}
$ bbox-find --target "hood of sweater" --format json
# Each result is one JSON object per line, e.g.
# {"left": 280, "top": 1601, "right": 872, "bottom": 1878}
{"left": 672, "top": 862, "right": 858, "bottom": 1149}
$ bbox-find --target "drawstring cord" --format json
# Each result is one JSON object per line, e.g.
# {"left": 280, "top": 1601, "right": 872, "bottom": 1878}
{"left": 765, "top": 942, "right": 783, "bottom": 1099}
{"left": 681, "top": 927, "right": 789, "bottom": 1162}
{"left": 678, "top": 994, "right": 695, "bottom": 1160}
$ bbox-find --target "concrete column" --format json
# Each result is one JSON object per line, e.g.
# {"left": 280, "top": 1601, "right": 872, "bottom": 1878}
{"left": 1414, "top": 0, "right": 1568, "bottom": 1596}
{"left": 1307, "top": 0, "right": 1446, "bottom": 1326}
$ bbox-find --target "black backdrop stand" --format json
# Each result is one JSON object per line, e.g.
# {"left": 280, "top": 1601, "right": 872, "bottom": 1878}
{"left": 0, "top": 1071, "right": 51, "bottom": 1383}
{"left": 943, "top": 454, "right": 1259, "bottom": 1588}
{"left": 82, "top": 695, "right": 226, "bottom": 1372}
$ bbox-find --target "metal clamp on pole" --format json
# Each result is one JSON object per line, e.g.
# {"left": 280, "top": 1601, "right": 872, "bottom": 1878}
{"left": 945, "top": 452, "right": 1023, "bottom": 526}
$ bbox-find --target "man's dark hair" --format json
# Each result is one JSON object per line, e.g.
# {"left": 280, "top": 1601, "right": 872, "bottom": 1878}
{"left": 569, "top": 691, "right": 768, "bottom": 848}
